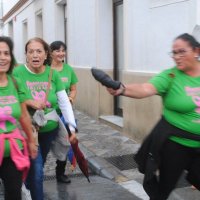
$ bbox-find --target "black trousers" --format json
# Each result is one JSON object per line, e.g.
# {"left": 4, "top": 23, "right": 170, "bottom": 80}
{"left": 56, "top": 159, "right": 67, "bottom": 177}
{"left": 152, "top": 139, "right": 200, "bottom": 200}
{"left": 0, "top": 157, "right": 22, "bottom": 200}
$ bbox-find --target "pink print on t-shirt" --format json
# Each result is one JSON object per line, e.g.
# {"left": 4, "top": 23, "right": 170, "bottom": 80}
{"left": 31, "top": 91, "right": 51, "bottom": 107}
{"left": 61, "top": 77, "right": 68, "bottom": 83}
{"left": 192, "top": 96, "right": 200, "bottom": 113}
{"left": 0, "top": 106, "right": 16, "bottom": 130}
{"left": 185, "top": 86, "right": 200, "bottom": 114}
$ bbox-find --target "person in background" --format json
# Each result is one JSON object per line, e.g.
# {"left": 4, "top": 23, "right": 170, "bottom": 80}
{"left": 106, "top": 33, "right": 200, "bottom": 200}
{"left": 0, "top": 36, "right": 37, "bottom": 200}
{"left": 13, "top": 37, "right": 77, "bottom": 200}
{"left": 50, "top": 41, "right": 78, "bottom": 184}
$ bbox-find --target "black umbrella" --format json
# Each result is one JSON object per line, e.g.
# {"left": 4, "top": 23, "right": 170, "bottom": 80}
{"left": 91, "top": 68, "right": 121, "bottom": 89}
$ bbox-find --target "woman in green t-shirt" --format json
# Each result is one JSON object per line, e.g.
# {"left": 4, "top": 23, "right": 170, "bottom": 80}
{"left": 105, "top": 33, "right": 200, "bottom": 199}
{"left": 0, "top": 36, "right": 37, "bottom": 200}
{"left": 50, "top": 41, "right": 78, "bottom": 184}
{"left": 13, "top": 37, "right": 77, "bottom": 200}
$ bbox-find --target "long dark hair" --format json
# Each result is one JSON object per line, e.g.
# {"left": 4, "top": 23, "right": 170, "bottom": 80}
{"left": 50, "top": 41, "right": 67, "bottom": 52}
{"left": 0, "top": 36, "right": 16, "bottom": 74}
{"left": 25, "top": 37, "right": 52, "bottom": 65}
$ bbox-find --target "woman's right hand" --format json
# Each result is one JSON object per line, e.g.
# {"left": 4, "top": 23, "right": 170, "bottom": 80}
{"left": 107, "top": 83, "right": 126, "bottom": 96}
{"left": 69, "top": 132, "right": 77, "bottom": 144}
{"left": 26, "top": 99, "right": 46, "bottom": 110}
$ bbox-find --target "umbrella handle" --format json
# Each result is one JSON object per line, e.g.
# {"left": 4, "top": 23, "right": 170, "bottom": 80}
{"left": 65, "top": 123, "right": 72, "bottom": 137}
{"left": 65, "top": 123, "right": 78, "bottom": 137}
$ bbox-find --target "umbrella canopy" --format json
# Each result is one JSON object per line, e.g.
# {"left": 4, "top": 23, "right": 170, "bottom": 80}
{"left": 66, "top": 125, "right": 90, "bottom": 182}
{"left": 71, "top": 138, "right": 90, "bottom": 182}
{"left": 91, "top": 68, "right": 121, "bottom": 89}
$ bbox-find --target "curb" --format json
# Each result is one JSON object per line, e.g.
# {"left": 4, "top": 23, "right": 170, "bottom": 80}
{"left": 79, "top": 144, "right": 129, "bottom": 183}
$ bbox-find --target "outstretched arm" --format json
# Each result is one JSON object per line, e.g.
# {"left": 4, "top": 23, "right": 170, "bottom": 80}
{"left": 107, "top": 82, "right": 157, "bottom": 99}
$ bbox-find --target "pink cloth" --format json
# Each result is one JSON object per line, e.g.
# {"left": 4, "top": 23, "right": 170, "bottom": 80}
{"left": 0, "top": 129, "right": 30, "bottom": 181}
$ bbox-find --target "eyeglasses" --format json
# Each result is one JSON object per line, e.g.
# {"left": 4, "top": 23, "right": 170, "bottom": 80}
{"left": 168, "top": 49, "right": 192, "bottom": 58}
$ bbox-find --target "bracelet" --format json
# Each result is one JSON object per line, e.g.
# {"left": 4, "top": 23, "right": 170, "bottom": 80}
{"left": 119, "top": 83, "right": 126, "bottom": 96}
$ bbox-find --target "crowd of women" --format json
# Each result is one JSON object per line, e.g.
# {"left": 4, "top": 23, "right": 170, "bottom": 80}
{"left": 0, "top": 32, "right": 200, "bottom": 200}
{"left": 0, "top": 36, "right": 78, "bottom": 200}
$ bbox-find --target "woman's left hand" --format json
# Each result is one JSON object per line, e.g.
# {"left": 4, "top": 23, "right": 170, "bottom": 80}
{"left": 27, "top": 141, "right": 38, "bottom": 159}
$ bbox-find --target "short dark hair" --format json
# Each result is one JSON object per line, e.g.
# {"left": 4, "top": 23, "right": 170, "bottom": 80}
{"left": 25, "top": 37, "right": 52, "bottom": 65}
{"left": 175, "top": 33, "right": 200, "bottom": 49}
{"left": 0, "top": 36, "right": 16, "bottom": 74}
{"left": 50, "top": 41, "right": 67, "bottom": 51}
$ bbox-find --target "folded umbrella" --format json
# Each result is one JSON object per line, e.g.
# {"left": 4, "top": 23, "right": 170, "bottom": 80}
{"left": 65, "top": 125, "right": 90, "bottom": 182}
{"left": 91, "top": 68, "right": 121, "bottom": 90}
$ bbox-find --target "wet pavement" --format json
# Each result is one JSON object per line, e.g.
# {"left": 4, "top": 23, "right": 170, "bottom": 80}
{"left": 66, "top": 110, "right": 199, "bottom": 200}
{"left": 44, "top": 176, "right": 139, "bottom": 200}
{"left": 0, "top": 109, "right": 199, "bottom": 199}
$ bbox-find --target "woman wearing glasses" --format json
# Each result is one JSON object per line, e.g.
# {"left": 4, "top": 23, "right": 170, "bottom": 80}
{"left": 106, "top": 33, "right": 200, "bottom": 200}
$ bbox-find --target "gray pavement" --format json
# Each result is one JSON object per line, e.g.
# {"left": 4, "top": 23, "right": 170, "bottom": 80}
{"left": 44, "top": 176, "right": 139, "bottom": 200}
{"left": 0, "top": 109, "right": 199, "bottom": 199}
{"left": 68, "top": 110, "right": 200, "bottom": 200}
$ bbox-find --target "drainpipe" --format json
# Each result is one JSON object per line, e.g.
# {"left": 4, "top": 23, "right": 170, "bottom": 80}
{"left": 64, "top": 3, "right": 67, "bottom": 62}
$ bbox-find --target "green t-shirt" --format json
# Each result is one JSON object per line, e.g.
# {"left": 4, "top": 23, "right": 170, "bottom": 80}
{"left": 149, "top": 67, "right": 200, "bottom": 148}
{"left": 58, "top": 63, "right": 78, "bottom": 94}
{"left": 13, "top": 65, "right": 64, "bottom": 133}
{"left": 0, "top": 75, "right": 25, "bottom": 157}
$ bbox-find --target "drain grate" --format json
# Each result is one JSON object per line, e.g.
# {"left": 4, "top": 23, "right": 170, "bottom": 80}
{"left": 105, "top": 154, "right": 137, "bottom": 171}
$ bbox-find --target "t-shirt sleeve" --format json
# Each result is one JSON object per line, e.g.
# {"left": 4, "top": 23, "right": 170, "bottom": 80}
{"left": 14, "top": 77, "right": 31, "bottom": 103}
{"left": 149, "top": 68, "right": 175, "bottom": 96}
{"left": 53, "top": 69, "right": 65, "bottom": 92}
{"left": 12, "top": 66, "right": 20, "bottom": 78}
{"left": 70, "top": 68, "right": 78, "bottom": 85}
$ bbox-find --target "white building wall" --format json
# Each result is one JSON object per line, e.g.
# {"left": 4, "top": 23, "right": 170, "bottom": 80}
{"left": 67, "top": 0, "right": 113, "bottom": 69}
{"left": 2, "top": 0, "right": 200, "bottom": 140}
{"left": 95, "top": 0, "right": 113, "bottom": 69}
{"left": 2, "top": 0, "right": 200, "bottom": 71}
{"left": 125, "top": 0, "right": 199, "bottom": 73}
{"left": 67, "top": 0, "right": 96, "bottom": 67}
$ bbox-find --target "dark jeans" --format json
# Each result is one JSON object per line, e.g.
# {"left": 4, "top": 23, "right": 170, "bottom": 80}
{"left": 153, "top": 139, "right": 200, "bottom": 200}
{"left": 0, "top": 157, "right": 22, "bottom": 200}
{"left": 26, "top": 127, "right": 58, "bottom": 200}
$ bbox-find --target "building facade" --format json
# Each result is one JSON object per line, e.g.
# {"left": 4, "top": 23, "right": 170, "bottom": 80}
{"left": 1, "top": 0, "right": 200, "bottom": 141}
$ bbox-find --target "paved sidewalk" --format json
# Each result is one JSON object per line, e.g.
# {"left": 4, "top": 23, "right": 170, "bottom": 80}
{"left": 1, "top": 110, "right": 198, "bottom": 199}
{"left": 67, "top": 110, "right": 200, "bottom": 200}
{"left": 74, "top": 110, "right": 140, "bottom": 182}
